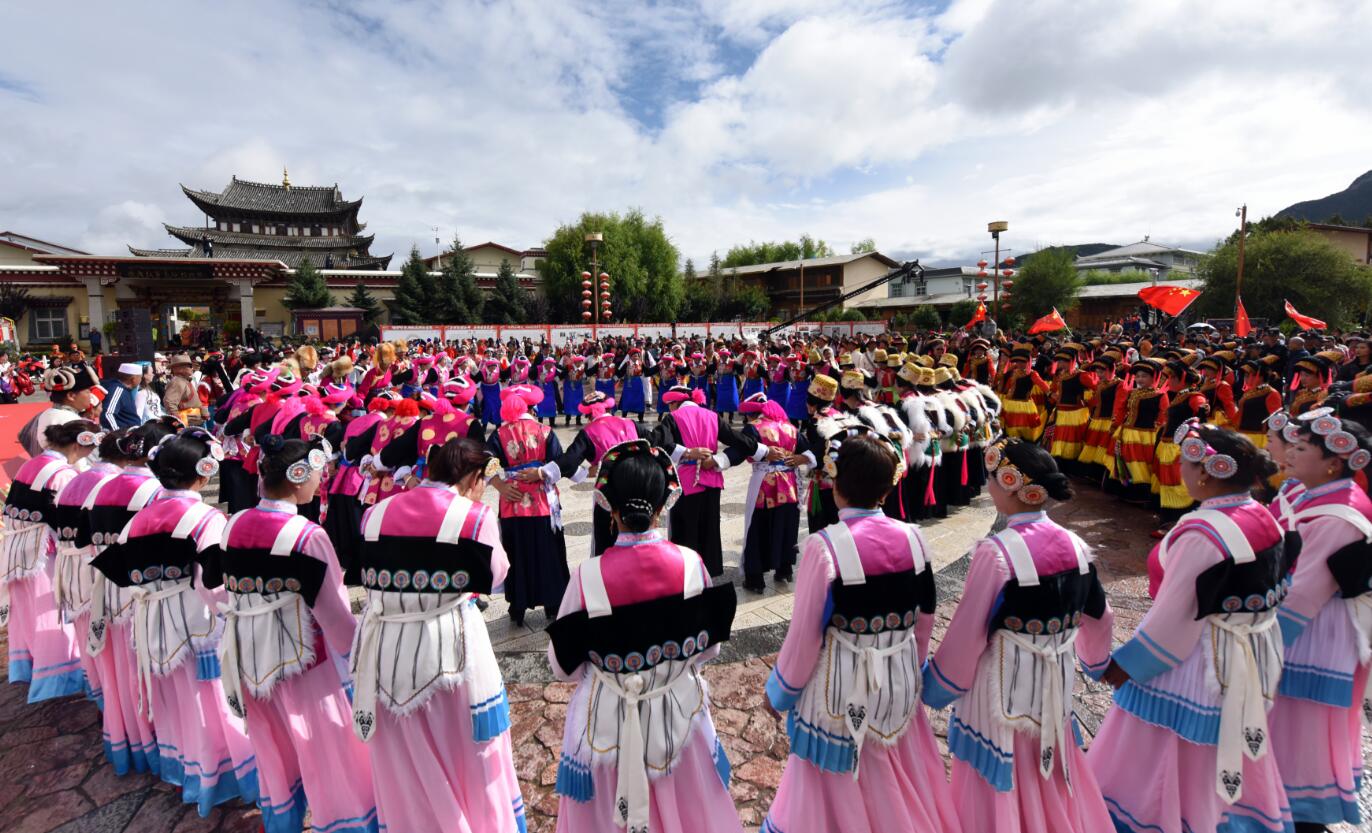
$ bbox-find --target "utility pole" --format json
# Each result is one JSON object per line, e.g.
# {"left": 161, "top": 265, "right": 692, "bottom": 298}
{"left": 798, "top": 257, "right": 804, "bottom": 319}
{"left": 1233, "top": 204, "right": 1248, "bottom": 318}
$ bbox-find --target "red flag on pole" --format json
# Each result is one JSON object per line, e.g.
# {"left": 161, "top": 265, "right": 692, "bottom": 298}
{"left": 1284, "top": 299, "right": 1326, "bottom": 330}
{"left": 1235, "top": 298, "right": 1252, "bottom": 337}
{"left": 1137, "top": 284, "right": 1202, "bottom": 316}
{"left": 1028, "top": 307, "right": 1068, "bottom": 334}
{"left": 964, "top": 301, "right": 987, "bottom": 330}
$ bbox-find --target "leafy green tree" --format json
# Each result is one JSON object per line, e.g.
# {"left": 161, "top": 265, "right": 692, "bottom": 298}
{"left": 1193, "top": 228, "right": 1372, "bottom": 328}
{"left": 345, "top": 280, "right": 384, "bottom": 325}
{"left": 282, "top": 259, "right": 332, "bottom": 310}
{"left": 721, "top": 283, "right": 770, "bottom": 320}
{"left": 909, "top": 304, "right": 941, "bottom": 331}
{"left": 722, "top": 236, "right": 834, "bottom": 268}
{"left": 433, "top": 237, "right": 482, "bottom": 324}
{"left": 484, "top": 258, "right": 526, "bottom": 325}
{"left": 540, "top": 209, "right": 682, "bottom": 323}
{"left": 850, "top": 237, "right": 877, "bottom": 255}
{"left": 682, "top": 258, "right": 697, "bottom": 283}
{"left": 391, "top": 247, "right": 435, "bottom": 324}
{"left": 946, "top": 299, "right": 980, "bottom": 328}
{"left": 1007, "top": 247, "right": 1082, "bottom": 321}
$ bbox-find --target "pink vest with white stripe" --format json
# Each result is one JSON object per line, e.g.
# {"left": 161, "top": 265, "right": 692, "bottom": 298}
{"left": 674, "top": 405, "right": 723, "bottom": 494}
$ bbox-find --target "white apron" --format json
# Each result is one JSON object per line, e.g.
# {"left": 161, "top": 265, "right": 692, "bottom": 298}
{"left": 350, "top": 493, "right": 505, "bottom": 742}
{"left": 217, "top": 514, "right": 319, "bottom": 717}
{"left": 1157, "top": 509, "right": 1284, "bottom": 804}
{"left": 84, "top": 476, "right": 162, "bottom": 656}
{"left": 792, "top": 521, "right": 929, "bottom": 778}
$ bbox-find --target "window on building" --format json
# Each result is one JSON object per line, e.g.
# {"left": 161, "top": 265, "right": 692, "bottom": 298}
{"left": 29, "top": 307, "right": 68, "bottom": 342}
{"left": 287, "top": 227, "right": 298, "bottom": 237}
{"left": 277, "top": 224, "right": 287, "bottom": 236}
{"left": 252, "top": 225, "right": 260, "bottom": 234}
{"left": 231, "top": 223, "right": 240, "bottom": 233}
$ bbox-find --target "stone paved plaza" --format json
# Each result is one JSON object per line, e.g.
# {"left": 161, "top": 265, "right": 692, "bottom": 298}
{"left": 1, "top": 420, "right": 1367, "bottom": 831}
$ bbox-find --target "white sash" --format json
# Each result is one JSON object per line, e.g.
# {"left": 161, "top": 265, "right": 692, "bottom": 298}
{"left": 992, "top": 527, "right": 1089, "bottom": 787}
{"left": 793, "top": 521, "right": 927, "bottom": 778}
{"left": 131, "top": 579, "right": 195, "bottom": 721}
{"left": 578, "top": 550, "right": 707, "bottom": 833}
{"left": 351, "top": 593, "right": 467, "bottom": 742}
{"left": 1160, "top": 508, "right": 1282, "bottom": 804}
{"left": 218, "top": 592, "right": 301, "bottom": 719}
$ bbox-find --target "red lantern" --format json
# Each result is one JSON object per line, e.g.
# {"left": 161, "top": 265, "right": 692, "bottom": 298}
{"left": 978, "top": 270, "right": 988, "bottom": 278}
{"left": 581, "top": 279, "right": 592, "bottom": 289}
{"left": 1003, "top": 257, "right": 1016, "bottom": 267}
{"left": 581, "top": 271, "right": 592, "bottom": 279}
{"left": 977, "top": 260, "right": 988, "bottom": 268}
{"left": 582, "top": 289, "right": 592, "bottom": 298}
{"left": 599, "top": 272, "right": 609, "bottom": 280}
{"left": 1002, "top": 269, "right": 1014, "bottom": 277}
{"left": 977, "top": 294, "right": 987, "bottom": 302}
{"left": 976, "top": 282, "right": 988, "bottom": 291}
{"left": 581, "top": 311, "right": 592, "bottom": 320}
{"left": 1001, "top": 279, "right": 1014, "bottom": 290}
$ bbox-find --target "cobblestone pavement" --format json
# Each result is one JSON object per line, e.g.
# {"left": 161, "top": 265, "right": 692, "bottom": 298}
{"left": 2, "top": 424, "right": 1368, "bottom": 830}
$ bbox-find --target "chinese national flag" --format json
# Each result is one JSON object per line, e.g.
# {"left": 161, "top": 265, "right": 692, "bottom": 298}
{"left": 1235, "top": 298, "right": 1252, "bottom": 337}
{"left": 1284, "top": 299, "right": 1326, "bottom": 330}
{"left": 1137, "top": 284, "right": 1201, "bottom": 316}
{"left": 1029, "top": 307, "right": 1068, "bottom": 334}
{"left": 965, "top": 301, "right": 987, "bottom": 329}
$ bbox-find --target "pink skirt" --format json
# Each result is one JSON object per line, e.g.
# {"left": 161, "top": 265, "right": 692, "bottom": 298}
{"left": 150, "top": 659, "right": 259, "bottom": 817}
{"left": 951, "top": 731, "right": 1113, "bottom": 833}
{"left": 7, "top": 566, "right": 86, "bottom": 702}
{"left": 1089, "top": 708, "right": 1293, "bottom": 833}
{"left": 762, "top": 711, "right": 959, "bottom": 833}
{"left": 370, "top": 687, "right": 525, "bottom": 833}
{"left": 242, "top": 658, "right": 377, "bottom": 833}
{"left": 94, "top": 622, "right": 160, "bottom": 775}
{"left": 555, "top": 727, "right": 742, "bottom": 833}
{"left": 1268, "top": 660, "right": 1368, "bottom": 827}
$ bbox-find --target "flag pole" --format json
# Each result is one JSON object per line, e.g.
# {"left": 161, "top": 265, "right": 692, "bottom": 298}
{"left": 1233, "top": 204, "right": 1247, "bottom": 319}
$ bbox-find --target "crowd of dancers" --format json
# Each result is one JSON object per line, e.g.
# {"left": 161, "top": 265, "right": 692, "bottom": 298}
{"left": 2, "top": 325, "right": 1370, "bottom": 833}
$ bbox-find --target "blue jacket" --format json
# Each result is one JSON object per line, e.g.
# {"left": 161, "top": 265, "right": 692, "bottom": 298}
{"left": 101, "top": 381, "right": 141, "bottom": 430}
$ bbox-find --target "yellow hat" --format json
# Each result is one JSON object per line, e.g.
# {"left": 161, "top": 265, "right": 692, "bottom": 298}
{"left": 946, "top": 366, "right": 963, "bottom": 382}
{"left": 917, "top": 367, "right": 937, "bottom": 386}
{"left": 887, "top": 353, "right": 904, "bottom": 368}
{"left": 874, "top": 348, "right": 888, "bottom": 363}
{"left": 807, "top": 349, "right": 822, "bottom": 363}
{"left": 898, "top": 361, "right": 922, "bottom": 385}
{"left": 938, "top": 353, "right": 958, "bottom": 369}
{"left": 809, "top": 374, "right": 838, "bottom": 402}
{"left": 932, "top": 366, "right": 953, "bottom": 386}
{"left": 914, "top": 354, "right": 934, "bottom": 368}
{"left": 840, "top": 369, "right": 868, "bottom": 391}
{"left": 838, "top": 352, "right": 854, "bottom": 366}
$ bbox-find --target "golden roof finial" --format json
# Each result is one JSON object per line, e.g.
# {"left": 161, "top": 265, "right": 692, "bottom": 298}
{"left": 282, "top": 167, "right": 291, "bottom": 190}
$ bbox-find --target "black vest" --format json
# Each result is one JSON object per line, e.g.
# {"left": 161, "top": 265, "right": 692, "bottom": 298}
{"left": 90, "top": 532, "right": 211, "bottom": 588}
{"left": 828, "top": 568, "right": 936, "bottom": 634}
{"left": 1193, "top": 536, "right": 1292, "bottom": 618}
{"left": 547, "top": 584, "right": 736, "bottom": 676}
{"left": 992, "top": 565, "right": 1107, "bottom": 635}
{"left": 217, "top": 547, "right": 328, "bottom": 605}
{"left": 356, "top": 535, "right": 496, "bottom": 597}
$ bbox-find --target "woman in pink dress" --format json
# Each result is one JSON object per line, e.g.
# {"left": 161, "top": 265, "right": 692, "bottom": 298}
{"left": 351, "top": 435, "right": 525, "bottom": 833}
{"left": 93, "top": 427, "right": 258, "bottom": 814}
{"left": 218, "top": 433, "right": 377, "bottom": 833}
{"left": 1089, "top": 421, "right": 1295, "bottom": 833}
{"left": 761, "top": 433, "right": 958, "bottom": 833}
{"left": 85, "top": 419, "right": 179, "bottom": 774}
{"left": 49, "top": 428, "right": 129, "bottom": 709}
{"left": 923, "top": 438, "right": 1115, "bottom": 833}
{"left": 546, "top": 439, "right": 741, "bottom": 833}
{"left": 1268, "top": 407, "right": 1372, "bottom": 831}
{"left": 2, "top": 419, "right": 98, "bottom": 702}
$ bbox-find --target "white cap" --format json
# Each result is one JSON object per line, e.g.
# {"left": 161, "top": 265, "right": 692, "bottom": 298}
{"left": 117, "top": 362, "right": 143, "bottom": 375}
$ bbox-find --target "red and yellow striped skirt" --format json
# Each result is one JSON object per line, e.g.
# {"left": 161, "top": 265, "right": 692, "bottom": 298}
{"left": 1106, "top": 426, "right": 1158, "bottom": 487}
{"left": 1049, "top": 405, "right": 1091, "bottom": 461}
{"left": 1002, "top": 397, "right": 1046, "bottom": 441}
{"left": 1079, "top": 415, "right": 1115, "bottom": 466}
{"left": 1151, "top": 439, "right": 1191, "bottom": 509}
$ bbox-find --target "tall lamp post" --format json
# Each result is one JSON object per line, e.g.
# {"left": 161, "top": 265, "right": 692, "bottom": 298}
{"left": 1233, "top": 205, "right": 1247, "bottom": 320}
{"left": 581, "top": 232, "right": 611, "bottom": 332}
{"left": 976, "top": 220, "right": 1016, "bottom": 323}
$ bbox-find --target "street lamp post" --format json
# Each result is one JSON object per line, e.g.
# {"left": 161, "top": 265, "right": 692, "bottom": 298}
{"left": 988, "top": 221, "right": 1008, "bottom": 303}
{"left": 1234, "top": 205, "right": 1247, "bottom": 320}
{"left": 583, "top": 232, "right": 606, "bottom": 331}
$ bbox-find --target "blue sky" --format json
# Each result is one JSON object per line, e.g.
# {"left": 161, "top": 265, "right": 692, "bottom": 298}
{"left": 1, "top": 0, "right": 1368, "bottom": 268}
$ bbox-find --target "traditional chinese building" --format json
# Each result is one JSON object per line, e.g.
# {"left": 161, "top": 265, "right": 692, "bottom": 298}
{"left": 130, "top": 170, "right": 392, "bottom": 270}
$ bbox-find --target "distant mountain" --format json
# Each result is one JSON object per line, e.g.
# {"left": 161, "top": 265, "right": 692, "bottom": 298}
{"left": 1016, "top": 243, "right": 1120, "bottom": 264}
{"left": 1277, "top": 171, "right": 1372, "bottom": 224}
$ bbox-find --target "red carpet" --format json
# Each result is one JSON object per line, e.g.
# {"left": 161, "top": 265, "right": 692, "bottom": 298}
{"left": 0, "top": 402, "right": 49, "bottom": 490}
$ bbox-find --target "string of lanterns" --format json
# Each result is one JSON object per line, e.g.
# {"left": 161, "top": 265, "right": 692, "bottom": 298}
{"left": 580, "top": 271, "right": 612, "bottom": 323}
{"left": 976, "top": 256, "right": 1016, "bottom": 311}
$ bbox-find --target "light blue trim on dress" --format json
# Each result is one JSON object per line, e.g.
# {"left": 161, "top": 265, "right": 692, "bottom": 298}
{"left": 1113, "top": 680, "right": 1220, "bottom": 745}
{"left": 1285, "top": 774, "right": 1362, "bottom": 826}
{"left": 765, "top": 666, "right": 802, "bottom": 712}
{"left": 259, "top": 779, "right": 307, "bottom": 833}
{"left": 311, "top": 807, "right": 379, "bottom": 833}
{"left": 921, "top": 659, "right": 965, "bottom": 709}
{"left": 785, "top": 710, "right": 857, "bottom": 774}
{"left": 1112, "top": 631, "right": 1179, "bottom": 682}
{"left": 946, "top": 713, "right": 1013, "bottom": 792}
{"left": 196, "top": 649, "right": 221, "bottom": 680}
{"left": 470, "top": 687, "right": 511, "bottom": 742}
{"left": 103, "top": 733, "right": 161, "bottom": 776}
{"left": 512, "top": 795, "right": 527, "bottom": 833}
{"left": 554, "top": 754, "right": 594, "bottom": 802}
{"left": 1277, "top": 660, "right": 1354, "bottom": 706}
{"left": 713, "top": 736, "right": 732, "bottom": 788}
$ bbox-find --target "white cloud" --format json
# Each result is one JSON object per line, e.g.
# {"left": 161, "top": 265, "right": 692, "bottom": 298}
{"left": 0, "top": 0, "right": 1367, "bottom": 276}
